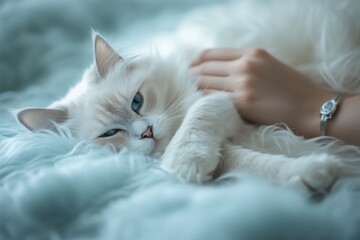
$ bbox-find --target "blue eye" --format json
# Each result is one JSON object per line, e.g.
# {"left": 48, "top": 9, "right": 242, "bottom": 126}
{"left": 99, "top": 129, "right": 118, "bottom": 138}
{"left": 131, "top": 92, "right": 143, "bottom": 113}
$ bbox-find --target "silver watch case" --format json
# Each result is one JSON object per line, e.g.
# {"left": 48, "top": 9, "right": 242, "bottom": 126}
{"left": 320, "top": 99, "right": 337, "bottom": 116}
{"left": 320, "top": 96, "right": 340, "bottom": 136}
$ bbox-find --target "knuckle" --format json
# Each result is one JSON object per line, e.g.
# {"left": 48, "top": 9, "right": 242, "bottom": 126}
{"left": 236, "top": 76, "right": 257, "bottom": 105}
{"left": 234, "top": 76, "right": 256, "bottom": 93}
{"left": 233, "top": 59, "right": 257, "bottom": 74}
{"left": 240, "top": 77, "right": 254, "bottom": 89}
{"left": 241, "top": 60, "right": 257, "bottom": 73}
{"left": 248, "top": 48, "right": 268, "bottom": 58}
{"left": 241, "top": 91, "right": 255, "bottom": 108}
{"left": 233, "top": 90, "right": 255, "bottom": 112}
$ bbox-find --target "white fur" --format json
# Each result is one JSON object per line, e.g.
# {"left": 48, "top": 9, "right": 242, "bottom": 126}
{"left": 5, "top": 0, "right": 360, "bottom": 239}
{"left": 162, "top": 92, "right": 244, "bottom": 183}
{"left": 155, "top": 0, "right": 360, "bottom": 190}
{"left": 18, "top": 0, "right": 360, "bottom": 192}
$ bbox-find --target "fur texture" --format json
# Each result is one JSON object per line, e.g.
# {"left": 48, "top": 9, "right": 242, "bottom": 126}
{"left": 1, "top": 0, "right": 360, "bottom": 239}
{"left": 16, "top": 0, "right": 360, "bottom": 192}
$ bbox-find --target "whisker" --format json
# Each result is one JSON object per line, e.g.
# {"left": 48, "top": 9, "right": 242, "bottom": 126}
{"left": 162, "top": 87, "right": 197, "bottom": 118}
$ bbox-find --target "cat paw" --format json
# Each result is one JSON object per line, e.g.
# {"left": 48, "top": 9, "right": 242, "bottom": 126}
{"left": 161, "top": 149, "right": 219, "bottom": 184}
{"left": 289, "top": 154, "right": 343, "bottom": 192}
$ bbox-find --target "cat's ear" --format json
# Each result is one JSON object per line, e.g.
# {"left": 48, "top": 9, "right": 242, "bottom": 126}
{"left": 16, "top": 108, "right": 68, "bottom": 131}
{"left": 93, "top": 33, "right": 122, "bottom": 78}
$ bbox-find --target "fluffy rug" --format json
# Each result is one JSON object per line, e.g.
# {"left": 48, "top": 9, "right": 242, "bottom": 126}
{"left": 1, "top": 0, "right": 360, "bottom": 239}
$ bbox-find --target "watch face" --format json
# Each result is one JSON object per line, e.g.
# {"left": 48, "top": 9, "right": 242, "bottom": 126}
{"left": 320, "top": 100, "right": 336, "bottom": 115}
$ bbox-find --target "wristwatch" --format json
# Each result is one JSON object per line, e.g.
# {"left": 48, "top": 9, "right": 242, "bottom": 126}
{"left": 320, "top": 95, "right": 341, "bottom": 136}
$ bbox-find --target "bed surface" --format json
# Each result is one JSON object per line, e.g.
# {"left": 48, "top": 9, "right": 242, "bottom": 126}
{"left": 1, "top": 0, "right": 360, "bottom": 239}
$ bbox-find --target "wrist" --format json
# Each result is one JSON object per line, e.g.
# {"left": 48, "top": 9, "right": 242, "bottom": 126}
{"left": 293, "top": 89, "right": 333, "bottom": 138}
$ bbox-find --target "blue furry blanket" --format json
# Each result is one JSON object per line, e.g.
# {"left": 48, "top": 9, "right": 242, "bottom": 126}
{"left": 1, "top": 0, "right": 360, "bottom": 239}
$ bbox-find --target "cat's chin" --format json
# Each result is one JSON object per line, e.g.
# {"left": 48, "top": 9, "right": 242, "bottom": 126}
{"left": 150, "top": 139, "right": 161, "bottom": 155}
{"left": 138, "top": 137, "right": 163, "bottom": 157}
{"left": 150, "top": 138, "right": 167, "bottom": 158}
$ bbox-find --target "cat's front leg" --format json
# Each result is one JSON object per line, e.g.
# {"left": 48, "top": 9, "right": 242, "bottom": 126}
{"left": 161, "top": 92, "right": 243, "bottom": 184}
{"left": 222, "top": 143, "right": 343, "bottom": 193}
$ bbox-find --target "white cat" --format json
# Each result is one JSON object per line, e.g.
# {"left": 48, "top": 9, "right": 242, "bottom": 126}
{"left": 17, "top": 0, "right": 360, "bottom": 192}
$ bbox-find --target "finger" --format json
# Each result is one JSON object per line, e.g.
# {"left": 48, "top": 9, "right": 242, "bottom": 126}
{"left": 197, "top": 75, "right": 234, "bottom": 92}
{"left": 191, "top": 48, "right": 245, "bottom": 66}
{"left": 201, "top": 89, "right": 221, "bottom": 96}
{"left": 190, "top": 61, "right": 233, "bottom": 77}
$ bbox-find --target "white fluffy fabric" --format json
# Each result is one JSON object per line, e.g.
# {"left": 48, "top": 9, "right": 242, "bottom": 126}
{"left": 1, "top": 0, "right": 360, "bottom": 239}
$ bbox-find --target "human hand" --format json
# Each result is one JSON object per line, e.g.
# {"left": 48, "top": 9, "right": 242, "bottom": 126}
{"left": 190, "top": 48, "right": 333, "bottom": 138}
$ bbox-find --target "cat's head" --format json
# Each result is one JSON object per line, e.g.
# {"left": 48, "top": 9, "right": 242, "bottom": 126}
{"left": 17, "top": 33, "right": 198, "bottom": 156}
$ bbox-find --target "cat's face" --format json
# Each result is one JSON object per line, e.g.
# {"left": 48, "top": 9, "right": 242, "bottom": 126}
{"left": 17, "top": 33, "right": 194, "bottom": 156}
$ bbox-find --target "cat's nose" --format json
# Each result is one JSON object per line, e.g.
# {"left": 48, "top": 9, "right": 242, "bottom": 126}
{"left": 141, "top": 126, "right": 153, "bottom": 139}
